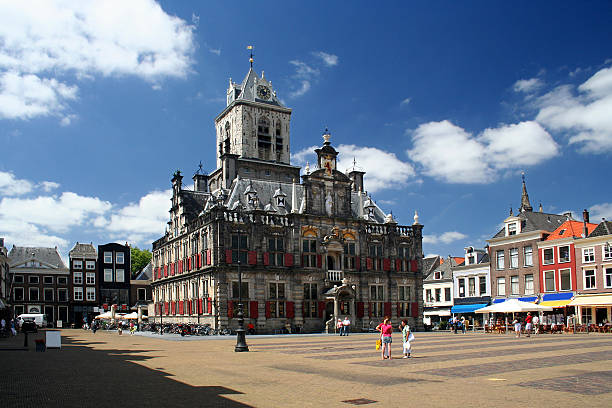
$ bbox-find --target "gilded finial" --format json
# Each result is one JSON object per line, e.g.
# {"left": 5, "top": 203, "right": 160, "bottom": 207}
{"left": 247, "top": 45, "right": 254, "bottom": 67}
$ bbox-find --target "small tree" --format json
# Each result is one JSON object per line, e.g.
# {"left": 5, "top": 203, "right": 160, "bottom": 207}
{"left": 131, "top": 246, "right": 152, "bottom": 278}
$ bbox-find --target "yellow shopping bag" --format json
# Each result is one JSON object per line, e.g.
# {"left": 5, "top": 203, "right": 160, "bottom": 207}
{"left": 375, "top": 339, "right": 381, "bottom": 350}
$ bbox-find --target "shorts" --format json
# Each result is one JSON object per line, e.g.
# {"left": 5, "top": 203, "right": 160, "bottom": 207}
{"left": 382, "top": 336, "right": 392, "bottom": 344}
{"left": 525, "top": 323, "right": 533, "bottom": 330}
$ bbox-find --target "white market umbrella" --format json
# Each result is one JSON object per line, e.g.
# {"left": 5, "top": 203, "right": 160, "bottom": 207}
{"left": 122, "top": 312, "right": 139, "bottom": 320}
{"left": 475, "top": 298, "right": 553, "bottom": 314}
{"left": 95, "top": 311, "right": 114, "bottom": 320}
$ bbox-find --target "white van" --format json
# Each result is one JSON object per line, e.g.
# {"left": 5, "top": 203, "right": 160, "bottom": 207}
{"left": 17, "top": 314, "right": 48, "bottom": 328}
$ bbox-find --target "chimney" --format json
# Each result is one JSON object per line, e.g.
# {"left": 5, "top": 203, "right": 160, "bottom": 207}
{"left": 583, "top": 209, "right": 590, "bottom": 238}
{"left": 583, "top": 209, "right": 590, "bottom": 223}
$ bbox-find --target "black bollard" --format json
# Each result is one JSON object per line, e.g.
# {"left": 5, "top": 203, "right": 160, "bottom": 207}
{"left": 23, "top": 331, "right": 28, "bottom": 348}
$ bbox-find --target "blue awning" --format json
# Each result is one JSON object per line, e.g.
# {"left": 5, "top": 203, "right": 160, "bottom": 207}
{"left": 451, "top": 303, "right": 489, "bottom": 314}
{"left": 542, "top": 292, "right": 573, "bottom": 301}
{"left": 493, "top": 298, "right": 506, "bottom": 304}
{"left": 493, "top": 296, "right": 537, "bottom": 304}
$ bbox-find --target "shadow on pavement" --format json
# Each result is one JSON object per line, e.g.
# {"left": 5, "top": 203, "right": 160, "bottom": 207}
{"left": 1, "top": 333, "right": 252, "bottom": 408}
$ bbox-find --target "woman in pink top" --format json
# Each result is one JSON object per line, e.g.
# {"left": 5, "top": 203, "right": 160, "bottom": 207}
{"left": 376, "top": 317, "right": 393, "bottom": 360}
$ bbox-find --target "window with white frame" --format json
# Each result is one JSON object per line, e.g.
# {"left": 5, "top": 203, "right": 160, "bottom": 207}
{"left": 584, "top": 269, "right": 596, "bottom": 289}
{"left": 511, "top": 275, "right": 519, "bottom": 295}
{"left": 425, "top": 289, "right": 432, "bottom": 303}
{"left": 605, "top": 267, "right": 612, "bottom": 288}
{"left": 14, "top": 287, "right": 24, "bottom": 301}
{"left": 371, "top": 284, "right": 384, "bottom": 317}
{"left": 604, "top": 245, "right": 612, "bottom": 261}
{"left": 44, "top": 288, "right": 53, "bottom": 301}
{"left": 523, "top": 246, "right": 533, "bottom": 266}
{"left": 86, "top": 272, "right": 95, "bottom": 285}
{"left": 524, "top": 274, "right": 534, "bottom": 295}
{"left": 510, "top": 248, "right": 518, "bottom": 268}
{"left": 559, "top": 268, "right": 571, "bottom": 291}
{"left": 116, "top": 252, "right": 124, "bottom": 264}
{"left": 29, "top": 275, "right": 39, "bottom": 284}
{"left": 43, "top": 276, "right": 53, "bottom": 285}
{"left": 57, "top": 288, "right": 68, "bottom": 302}
{"left": 434, "top": 271, "right": 442, "bottom": 280}
{"left": 104, "top": 252, "right": 112, "bottom": 263}
{"left": 458, "top": 278, "right": 465, "bottom": 297}
{"left": 583, "top": 248, "right": 595, "bottom": 263}
{"left": 543, "top": 248, "right": 554, "bottom": 265}
{"left": 479, "top": 276, "right": 487, "bottom": 295}
{"left": 582, "top": 307, "right": 593, "bottom": 324}
{"left": 497, "top": 277, "right": 506, "bottom": 296}
{"left": 507, "top": 223, "right": 517, "bottom": 236}
{"left": 398, "top": 285, "right": 411, "bottom": 316}
{"left": 435, "top": 288, "right": 441, "bottom": 302}
{"left": 544, "top": 271, "right": 555, "bottom": 292}
{"left": 73, "top": 272, "right": 83, "bottom": 284}
{"left": 104, "top": 268, "right": 113, "bottom": 282}
{"left": 496, "top": 250, "right": 505, "bottom": 270}
{"left": 73, "top": 260, "right": 82, "bottom": 269}
{"left": 468, "top": 277, "right": 476, "bottom": 297}
{"left": 115, "top": 269, "right": 124, "bottom": 282}
{"left": 268, "top": 282, "right": 285, "bottom": 318}
{"left": 86, "top": 260, "right": 95, "bottom": 270}
{"left": 559, "top": 246, "right": 570, "bottom": 263}
{"left": 74, "top": 287, "right": 83, "bottom": 301}
{"left": 14, "top": 275, "right": 24, "bottom": 283}
{"left": 57, "top": 277, "right": 67, "bottom": 285}
{"left": 86, "top": 287, "right": 95, "bottom": 301}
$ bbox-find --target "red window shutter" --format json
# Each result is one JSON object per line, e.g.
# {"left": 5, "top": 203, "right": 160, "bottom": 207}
{"left": 355, "top": 257, "right": 361, "bottom": 271}
{"left": 248, "top": 251, "right": 257, "bottom": 265}
{"left": 198, "top": 298, "right": 203, "bottom": 314}
{"left": 284, "top": 253, "right": 293, "bottom": 267}
{"left": 396, "top": 259, "right": 401, "bottom": 271}
{"left": 263, "top": 252, "right": 270, "bottom": 266}
{"left": 225, "top": 249, "right": 232, "bottom": 264}
{"left": 397, "top": 302, "right": 402, "bottom": 317}
{"left": 411, "top": 302, "right": 418, "bottom": 317}
{"left": 228, "top": 300, "right": 233, "bottom": 318}
{"left": 180, "top": 260, "right": 184, "bottom": 273}
{"left": 197, "top": 253, "right": 201, "bottom": 268}
{"left": 207, "top": 297, "right": 212, "bottom": 314}
{"left": 164, "top": 265, "right": 167, "bottom": 277}
{"left": 188, "top": 257, "right": 192, "bottom": 270}
{"left": 265, "top": 301, "right": 271, "bottom": 318}
{"left": 206, "top": 249, "right": 211, "bottom": 265}
{"left": 383, "top": 258, "right": 391, "bottom": 271}
{"left": 368, "top": 302, "right": 373, "bottom": 317}
{"left": 318, "top": 301, "right": 326, "bottom": 318}
{"left": 366, "top": 258, "right": 373, "bottom": 270}
{"left": 164, "top": 302, "right": 169, "bottom": 315}
{"left": 179, "top": 301, "right": 184, "bottom": 315}
{"left": 170, "top": 302, "right": 175, "bottom": 315}
{"left": 250, "top": 301, "right": 259, "bottom": 319}
{"left": 356, "top": 302, "right": 364, "bottom": 318}
{"left": 317, "top": 254, "right": 322, "bottom": 268}
{"left": 286, "top": 301, "right": 295, "bottom": 318}
{"left": 411, "top": 260, "right": 418, "bottom": 272}
{"left": 384, "top": 302, "right": 392, "bottom": 317}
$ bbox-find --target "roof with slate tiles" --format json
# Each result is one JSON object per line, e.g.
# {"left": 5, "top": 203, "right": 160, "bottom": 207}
{"left": 588, "top": 220, "right": 612, "bottom": 238}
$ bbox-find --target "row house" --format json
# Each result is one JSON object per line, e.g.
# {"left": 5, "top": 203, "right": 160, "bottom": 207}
{"left": 572, "top": 219, "right": 612, "bottom": 324}
{"left": 69, "top": 242, "right": 98, "bottom": 327}
{"left": 422, "top": 256, "right": 459, "bottom": 326}
{"left": 8, "top": 246, "right": 70, "bottom": 326}
{"left": 98, "top": 243, "right": 131, "bottom": 314}
{"left": 487, "top": 177, "right": 566, "bottom": 303}
{"left": 536, "top": 215, "right": 597, "bottom": 322}
{"left": 131, "top": 262, "right": 152, "bottom": 311}
{"left": 0, "top": 238, "right": 9, "bottom": 320}
{"left": 151, "top": 63, "right": 424, "bottom": 333}
{"left": 450, "top": 246, "right": 491, "bottom": 325}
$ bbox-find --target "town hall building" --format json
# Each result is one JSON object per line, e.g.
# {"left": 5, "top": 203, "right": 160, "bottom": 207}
{"left": 150, "top": 62, "right": 424, "bottom": 333}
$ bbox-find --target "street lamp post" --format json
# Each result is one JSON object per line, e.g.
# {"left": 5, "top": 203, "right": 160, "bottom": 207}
{"left": 235, "top": 211, "right": 249, "bottom": 352}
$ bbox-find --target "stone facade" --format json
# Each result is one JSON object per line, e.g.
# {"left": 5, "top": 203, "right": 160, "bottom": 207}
{"left": 150, "top": 65, "right": 424, "bottom": 333}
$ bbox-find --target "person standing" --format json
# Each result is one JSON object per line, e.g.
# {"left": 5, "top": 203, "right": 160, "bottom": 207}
{"left": 342, "top": 316, "right": 351, "bottom": 336}
{"left": 10, "top": 318, "right": 17, "bottom": 336}
{"left": 524, "top": 312, "right": 533, "bottom": 337}
{"left": 336, "top": 318, "right": 343, "bottom": 335}
{"left": 513, "top": 317, "right": 522, "bottom": 338}
{"left": 532, "top": 314, "right": 540, "bottom": 335}
{"left": 376, "top": 317, "right": 393, "bottom": 360}
{"left": 400, "top": 319, "right": 413, "bottom": 358}
{"left": 460, "top": 316, "right": 466, "bottom": 334}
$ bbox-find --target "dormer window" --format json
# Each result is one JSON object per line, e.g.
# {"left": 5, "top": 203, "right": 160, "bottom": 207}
{"left": 277, "top": 196, "right": 285, "bottom": 207}
{"left": 508, "top": 223, "right": 517, "bottom": 236}
{"left": 434, "top": 271, "right": 442, "bottom": 280}
{"left": 467, "top": 255, "right": 475, "bottom": 265}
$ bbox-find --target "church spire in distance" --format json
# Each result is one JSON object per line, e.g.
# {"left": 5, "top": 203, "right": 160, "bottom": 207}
{"left": 519, "top": 172, "right": 533, "bottom": 213}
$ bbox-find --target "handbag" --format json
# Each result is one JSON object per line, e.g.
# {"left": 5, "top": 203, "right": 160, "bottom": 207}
{"left": 375, "top": 339, "right": 381, "bottom": 350}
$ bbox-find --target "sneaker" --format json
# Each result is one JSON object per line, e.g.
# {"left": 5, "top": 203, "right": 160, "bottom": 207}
{"left": 403, "top": 356, "right": 408, "bottom": 359}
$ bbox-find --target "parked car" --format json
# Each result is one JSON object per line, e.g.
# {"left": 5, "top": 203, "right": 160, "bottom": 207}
{"left": 21, "top": 320, "right": 38, "bottom": 333}
{"left": 16, "top": 313, "right": 47, "bottom": 328}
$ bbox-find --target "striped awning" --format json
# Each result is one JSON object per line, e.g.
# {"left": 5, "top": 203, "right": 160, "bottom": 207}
{"left": 540, "top": 292, "right": 573, "bottom": 308}
{"left": 539, "top": 300, "right": 572, "bottom": 308}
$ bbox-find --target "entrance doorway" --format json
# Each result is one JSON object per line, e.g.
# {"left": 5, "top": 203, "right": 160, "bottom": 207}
{"left": 44, "top": 305, "right": 54, "bottom": 327}
{"left": 596, "top": 308, "right": 608, "bottom": 324}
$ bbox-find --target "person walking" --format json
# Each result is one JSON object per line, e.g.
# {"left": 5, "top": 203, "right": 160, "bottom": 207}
{"left": 513, "top": 317, "right": 522, "bottom": 338}
{"left": 342, "top": 316, "right": 351, "bottom": 336}
{"left": 400, "top": 319, "right": 413, "bottom": 358}
{"left": 376, "top": 317, "right": 393, "bottom": 360}
{"left": 525, "top": 312, "right": 533, "bottom": 337}
{"left": 532, "top": 314, "right": 540, "bottom": 335}
{"left": 10, "top": 318, "right": 17, "bottom": 336}
{"left": 460, "top": 316, "right": 466, "bottom": 334}
{"left": 91, "top": 320, "right": 98, "bottom": 334}
{"left": 336, "top": 318, "right": 343, "bottom": 335}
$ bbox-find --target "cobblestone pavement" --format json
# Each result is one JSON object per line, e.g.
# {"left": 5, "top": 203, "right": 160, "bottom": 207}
{"left": 2, "top": 330, "right": 612, "bottom": 407}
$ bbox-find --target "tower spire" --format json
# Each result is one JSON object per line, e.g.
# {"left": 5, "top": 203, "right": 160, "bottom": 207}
{"left": 247, "top": 45, "right": 254, "bottom": 68}
{"left": 520, "top": 172, "right": 533, "bottom": 212}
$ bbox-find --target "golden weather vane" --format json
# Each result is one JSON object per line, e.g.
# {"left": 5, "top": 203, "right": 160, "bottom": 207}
{"left": 247, "top": 45, "right": 254, "bottom": 67}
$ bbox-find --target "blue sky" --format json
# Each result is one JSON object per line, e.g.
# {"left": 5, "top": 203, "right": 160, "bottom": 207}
{"left": 1, "top": 1, "right": 612, "bottom": 262}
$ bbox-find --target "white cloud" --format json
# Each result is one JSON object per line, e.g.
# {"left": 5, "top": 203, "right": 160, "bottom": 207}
{"left": 293, "top": 144, "right": 416, "bottom": 193}
{"left": 40, "top": 181, "right": 60, "bottom": 192}
{"left": 407, "top": 120, "right": 558, "bottom": 184}
{"left": 589, "top": 203, "right": 612, "bottom": 222}
{"left": 535, "top": 65, "right": 612, "bottom": 153}
{"left": 312, "top": 51, "right": 339, "bottom": 67}
{"left": 0, "top": 170, "right": 34, "bottom": 195}
{"left": 0, "top": 0, "right": 196, "bottom": 120}
{"left": 209, "top": 48, "right": 221, "bottom": 56}
{"left": 423, "top": 231, "right": 467, "bottom": 245}
{"left": 291, "top": 80, "right": 311, "bottom": 98}
{"left": 513, "top": 78, "right": 543, "bottom": 93}
{"left": 400, "top": 98, "right": 411, "bottom": 106}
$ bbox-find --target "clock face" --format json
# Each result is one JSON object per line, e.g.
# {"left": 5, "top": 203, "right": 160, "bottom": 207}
{"left": 257, "top": 85, "right": 271, "bottom": 100}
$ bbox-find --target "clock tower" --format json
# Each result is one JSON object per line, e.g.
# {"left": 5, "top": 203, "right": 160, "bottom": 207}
{"left": 215, "top": 67, "right": 292, "bottom": 167}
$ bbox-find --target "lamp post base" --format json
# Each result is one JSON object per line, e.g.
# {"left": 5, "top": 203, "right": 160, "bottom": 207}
{"left": 234, "top": 327, "right": 249, "bottom": 352}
